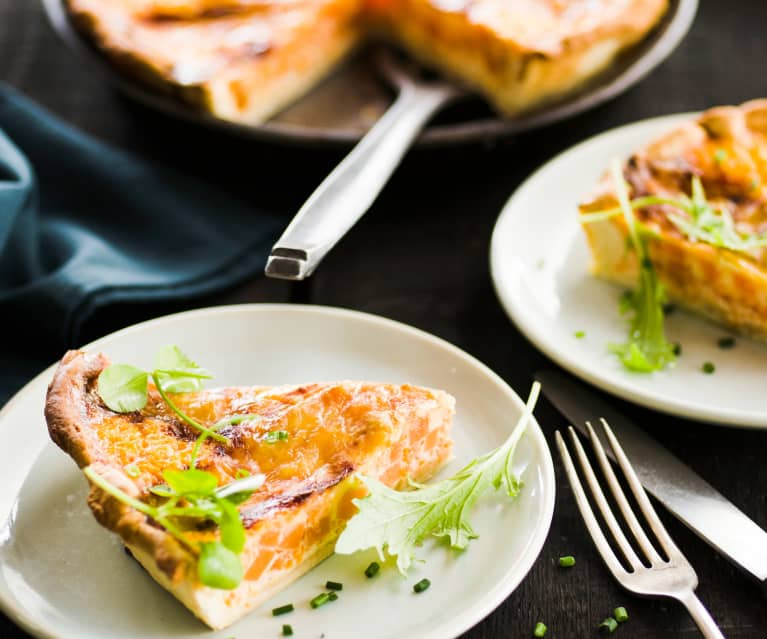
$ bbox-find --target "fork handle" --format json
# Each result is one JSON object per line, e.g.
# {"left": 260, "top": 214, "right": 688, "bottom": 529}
{"left": 678, "top": 591, "right": 726, "bottom": 639}
{"left": 264, "top": 82, "right": 456, "bottom": 280}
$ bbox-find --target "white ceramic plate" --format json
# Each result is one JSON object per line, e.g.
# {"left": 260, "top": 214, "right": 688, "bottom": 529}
{"left": 0, "top": 304, "right": 555, "bottom": 639}
{"left": 491, "top": 114, "right": 767, "bottom": 428}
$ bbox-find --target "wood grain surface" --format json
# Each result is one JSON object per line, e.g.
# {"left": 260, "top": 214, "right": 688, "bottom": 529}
{"left": 2, "top": 0, "right": 767, "bottom": 637}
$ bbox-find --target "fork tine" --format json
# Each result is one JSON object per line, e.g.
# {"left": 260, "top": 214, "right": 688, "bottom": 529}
{"left": 600, "top": 419, "right": 685, "bottom": 561}
{"left": 585, "top": 421, "right": 665, "bottom": 565}
{"left": 555, "top": 431, "right": 629, "bottom": 580}
{"left": 565, "top": 427, "right": 647, "bottom": 570}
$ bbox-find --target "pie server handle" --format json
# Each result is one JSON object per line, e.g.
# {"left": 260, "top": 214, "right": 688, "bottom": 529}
{"left": 265, "top": 77, "right": 458, "bottom": 281}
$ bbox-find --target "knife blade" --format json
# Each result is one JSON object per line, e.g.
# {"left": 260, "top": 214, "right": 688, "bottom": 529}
{"left": 536, "top": 369, "right": 767, "bottom": 583}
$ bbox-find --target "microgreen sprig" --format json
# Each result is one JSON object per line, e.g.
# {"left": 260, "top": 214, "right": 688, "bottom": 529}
{"left": 605, "top": 160, "right": 677, "bottom": 373}
{"left": 90, "top": 346, "right": 265, "bottom": 590}
{"left": 580, "top": 175, "right": 767, "bottom": 254}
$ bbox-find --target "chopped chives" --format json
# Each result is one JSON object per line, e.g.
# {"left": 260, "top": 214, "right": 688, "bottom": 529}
{"left": 282, "top": 624, "right": 293, "bottom": 636}
{"left": 558, "top": 555, "right": 575, "bottom": 568}
{"left": 124, "top": 464, "right": 140, "bottom": 478}
{"left": 413, "top": 578, "right": 430, "bottom": 593}
{"left": 265, "top": 430, "right": 289, "bottom": 443}
{"left": 364, "top": 561, "right": 380, "bottom": 578}
{"left": 614, "top": 606, "right": 628, "bottom": 623}
{"left": 272, "top": 604, "right": 294, "bottom": 616}
{"left": 702, "top": 361, "right": 716, "bottom": 374}
{"left": 717, "top": 336, "right": 736, "bottom": 349}
{"left": 672, "top": 342, "right": 682, "bottom": 356}
{"left": 599, "top": 617, "right": 618, "bottom": 633}
{"left": 326, "top": 580, "right": 343, "bottom": 591}
{"left": 328, "top": 591, "right": 338, "bottom": 601}
{"left": 310, "top": 592, "right": 331, "bottom": 609}
{"left": 534, "top": 622, "right": 547, "bottom": 637}
{"left": 574, "top": 331, "right": 586, "bottom": 339}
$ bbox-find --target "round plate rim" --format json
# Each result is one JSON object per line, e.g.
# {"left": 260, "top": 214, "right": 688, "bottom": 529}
{"left": 489, "top": 113, "right": 767, "bottom": 429}
{"left": 40, "top": 0, "right": 697, "bottom": 147}
{"left": 0, "top": 303, "right": 556, "bottom": 639}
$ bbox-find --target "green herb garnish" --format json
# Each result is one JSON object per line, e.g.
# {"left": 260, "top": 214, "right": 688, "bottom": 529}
{"left": 713, "top": 149, "right": 727, "bottom": 165}
{"left": 413, "top": 578, "right": 431, "bottom": 593}
{"left": 90, "top": 346, "right": 265, "bottom": 590}
{"left": 614, "top": 606, "right": 628, "bottom": 623}
{"left": 580, "top": 173, "right": 767, "bottom": 254}
{"left": 124, "top": 463, "right": 140, "bottom": 478}
{"left": 574, "top": 331, "right": 586, "bottom": 339}
{"left": 325, "top": 580, "right": 343, "bottom": 591}
{"left": 558, "top": 555, "right": 575, "bottom": 568}
{"left": 335, "top": 383, "right": 539, "bottom": 573}
{"left": 85, "top": 465, "right": 263, "bottom": 589}
{"left": 310, "top": 592, "right": 333, "bottom": 609}
{"left": 282, "top": 624, "right": 294, "bottom": 636}
{"left": 272, "top": 604, "right": 295, "bottom": 616}
{"left": 702, "top": 361, "right": 716, "bottom": 374}
{"left": 605, "top": 160, "right": 676, "bottom": 373}
{"left": 364, "top": 561, "right": 380, "bottom": 578}
{"left": 534, "top": 622, "right": 548, "bottom": 637}
{"left": 718, "top": 336, "right": 736, "bottom": 349}
{"left": 599, "top": 617, "right": 618, "bottom": 633}
{"left": 264, "top": 430, "right": 289, "bottom": 443}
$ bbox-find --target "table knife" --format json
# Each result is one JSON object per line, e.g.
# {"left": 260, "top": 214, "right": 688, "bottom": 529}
{"left": 536, "top": 369, "right": 767, "bottom": 584}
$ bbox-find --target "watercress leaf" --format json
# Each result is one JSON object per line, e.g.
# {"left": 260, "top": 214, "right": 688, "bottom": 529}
{"left": 163, "top": 469, "right": 218, "bottom": 495}
{"left": 198, "top": 542, "right": 243, "bottom": 590}
{"left": 149, "top": 483, "right": 175, "bottom": 498}
{"left": 335, "top": 383, "right": 540, "bottom": 574}
{"left": 218, "top": 498, "right": 246, "bottom": 553}
{"left": 97, "top": 365, "right": 148, "bottom": 413}
{"left": 154, "top": 345, "right": 212, "bottom": 393}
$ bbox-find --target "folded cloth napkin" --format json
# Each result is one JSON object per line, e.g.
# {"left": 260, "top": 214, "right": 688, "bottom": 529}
{"left": 0, "top": 84, "right": 280, "bottom": 403}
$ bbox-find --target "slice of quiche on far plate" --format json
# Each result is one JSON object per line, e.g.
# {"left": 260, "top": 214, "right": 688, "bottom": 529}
{"left": 580, "top": 100, "right": 767, "bottom": 341}
{"left": 44, "top": 349, "right": 454, "bottom": 630}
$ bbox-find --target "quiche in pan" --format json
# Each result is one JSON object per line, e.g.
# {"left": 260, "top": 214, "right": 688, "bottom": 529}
{"left": 580, "top": 100, "right": 767, "bottom": 341}
{"left": 45, "top": 349, "right": 454, "bottom": 629}
{"left": 64, "top": 0, "right": 669, "bottom": 124}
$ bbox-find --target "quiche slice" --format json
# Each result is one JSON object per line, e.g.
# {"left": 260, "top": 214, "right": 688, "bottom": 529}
{"left": 580, "top": 100, "right": 767, "bottom": 340}
{"left": 367, "top": 0, "right": 669, "bottom": 117}
{"left": 44, "top": 350, "right": 454, "bottom": 629}
{"left": 65, "top": 0, "right": 365, "bottom": 124}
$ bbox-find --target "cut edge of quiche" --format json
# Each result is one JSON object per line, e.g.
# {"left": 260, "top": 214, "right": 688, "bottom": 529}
{"left": 580, "top": 99, "right": 767, "bottom": 341}
{"left": 368, "top": 0, "right": 669, "bottom": 117}
{"left": 45, "top": 350, "right": 455, "bottom": 629}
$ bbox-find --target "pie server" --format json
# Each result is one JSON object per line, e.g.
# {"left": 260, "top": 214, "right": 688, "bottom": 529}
{"left": 536, "top": 369, "right": 767, "bottom": 585}
{"left": 264, "top": 51, "right": 464, "bottom": 280}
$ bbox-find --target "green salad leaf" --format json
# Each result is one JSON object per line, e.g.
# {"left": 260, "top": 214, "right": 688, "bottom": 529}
{"left": 334, "top": 382, "right": 540, "bottom": 573}
{"left": 97, "top": 364, "right": 148, "bottom": 412}
{"left": 606, "top": 160, "right": 676, "bottom": 373}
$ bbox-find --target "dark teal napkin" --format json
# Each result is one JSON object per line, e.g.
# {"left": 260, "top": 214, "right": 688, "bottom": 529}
{"left": 0, "top": 84, "right": 280, "bottom": 401}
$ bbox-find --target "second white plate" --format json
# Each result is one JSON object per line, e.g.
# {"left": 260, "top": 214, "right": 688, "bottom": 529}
{"left": 491, "top": 114, "right": 767, "bottom": 428}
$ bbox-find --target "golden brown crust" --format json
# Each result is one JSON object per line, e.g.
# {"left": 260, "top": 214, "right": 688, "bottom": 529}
{"left": 64, "top": 0, "right": 668, "bottom": 122}
{"left": 45, "top": 350, "right": 193, "bottom": 583}
{"left": 580, "top": 100, "right": 767, "bottom": 340}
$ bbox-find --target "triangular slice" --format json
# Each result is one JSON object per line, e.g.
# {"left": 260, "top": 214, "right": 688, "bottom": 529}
{"left": 45, "top": 350, "right": 454, "bottom": 629}
{"left": 580, "top": 100, "right": 767, "bottom": 340}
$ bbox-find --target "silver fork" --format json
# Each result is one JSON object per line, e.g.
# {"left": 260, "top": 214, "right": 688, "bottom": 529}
{"left": 556, "top": 420, "right": 725, "bottom": 639}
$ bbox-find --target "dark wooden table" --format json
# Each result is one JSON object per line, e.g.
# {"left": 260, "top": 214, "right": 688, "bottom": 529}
{"left": 2, "top": 0, "right": 767, "bottom": 637}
